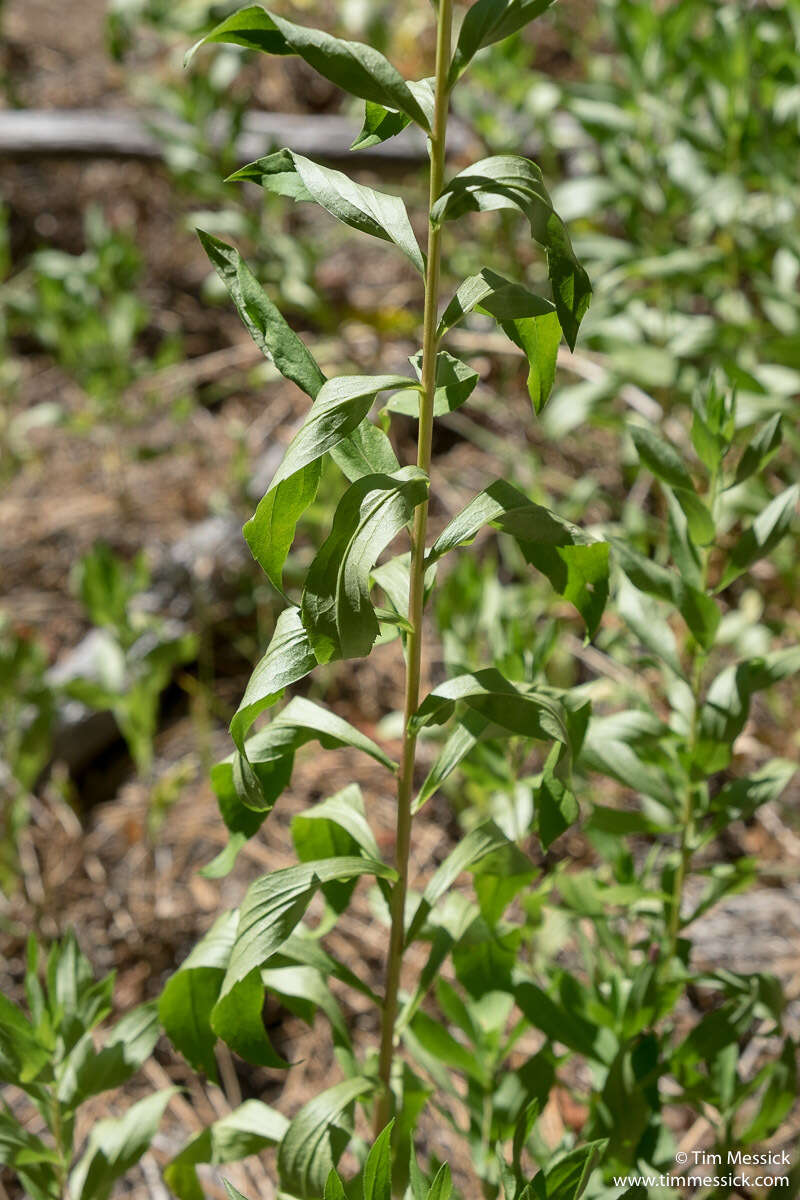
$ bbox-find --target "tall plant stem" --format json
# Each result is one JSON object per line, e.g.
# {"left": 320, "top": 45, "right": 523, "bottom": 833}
{"left": 375, "top": 0, "right": 453, "bottom": 1136}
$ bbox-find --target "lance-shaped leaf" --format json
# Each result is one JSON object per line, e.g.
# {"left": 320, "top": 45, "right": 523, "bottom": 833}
{"left": 414, "top": 710, "right": 490, "bottom": 813}
{"left": 438, "top": 267, "right": 555, "bottom": 338}
{"left": 438, "top": 268, "right": 561, "bottom": 411}
{"left": 696, "top": 646, "right": 800, "bottom": 772}
{"left": 410, "top": 669, "right": 584, "bottom": 751}
{"left": 533, "top": 1138, "right": 608, "bottom": 1200}
{"left": 386, "top": 351, "right": 479, "bottom": 417}
{"left": 406, "top": 820, "right": 530, "bottom": 944}
{"left": 190, "top": 8, "right": 430, "bottom": 129}
{"left": 211, "top": 858, "right": 395, "bottom": 1063}
{"left": 260, "top": 965, "right": 350, "bottom": 1045}
{"left": 58, "top": 1002, "right": 160, "bottom": 1109}
{"left": 218, "top": 695, "right": 398, "bottom": 813}
{"left": 158, "top": 909, "right": 238, "bottom": 1081}
{"left": 450, "top": 0, "right": 557, "bottom": 83}
{"left": 580, "top": 712, "right": 675, "bottom": 807}
{"left": 301, "top": 467, "right": 429, "bottom": 664}
{"left": 330, "top": 419, "right": 399, "bottom": 481}
{"left": 198, "top": 231, "right": 325, "bottom": 399}
{"left": 717, "top": 484, "right": 799, "bottom": 591}
{"left": 431, "top": 156, "right": 591, "bottom": 350}
{"left": 363, "top": 1122, "right": 394, "bottom": 1200}
{"left": 229, "top": 150, "right": 424, "bottom": 274}
{"left": 732, "top": 412, "right": 783, "bottom": 487}
{"left": 69, "top": 1089, "right": 176, "bottom": 1200}
{"left": 165, "top": 1101, "right": 288, "bottom": 1200}
{"left": 230, "top": 608, "right": 317, "bottom": 754}
{"left": 612, "top": 539, "right": 720, "bottom": 650}
{"left": 292, "top": 783, "right": 383, "bottom": 915}
{"left": 245, "top": 374, "right": 413, "bottom": 591}
{"left": 277, "top": 1077, "right": 372, "bottom": 1199}
{"left": 352, "top": 78, "right": 435, "bottom": 150}
{"left": 428, "top": 480, "right": 608, "bottom": 636}
{"left": 630, "top": 425, "right": 714, "bottom": 546}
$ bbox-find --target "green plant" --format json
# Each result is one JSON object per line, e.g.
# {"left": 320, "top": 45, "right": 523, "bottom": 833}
{"left": 2, "top": 207, "right": 180, "bottom": 412}
{"left": 503, "top": 385, "right": 799, "bottom": 1191}
{"left": 0, "top": 620, "right": 55, "bottom": 890}
{"left": 156, "top": 3, "right": 614, "bottom": 1197}
{"left": 0, "top": 931, "right": 169, "bottom": 1200}
{"left": 64, "top": 543, "right": 197, "bottom": 775}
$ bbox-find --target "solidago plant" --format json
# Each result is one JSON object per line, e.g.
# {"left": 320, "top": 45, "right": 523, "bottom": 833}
{"left": 153, "top": 3, "right": 797, "bottom": 1200}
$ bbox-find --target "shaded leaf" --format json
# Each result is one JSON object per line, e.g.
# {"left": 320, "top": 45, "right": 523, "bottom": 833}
{"left": 230, "top": 607, "right": 317, "bottom": 754}
{"left": 352, "top": 79, "right": 435, "bottom": 150}
{"left": 211, "top": 858, "right": 395, "bottom": 1063}
{"left": 69, "top": 1090, "right": 176, "bottom": 1200}
{"left": 277, "top": 1077, "right": 372, "bottom": 1199}
{"left": 198, "top": 232, "right": 325, "bottom": 399}
{"left": 432, "top": 156, "right": 591, "bottom": 349}
{"left": 302, "top": 467, "right": 428, "bottom": 663}
{"left": 386, "top": 352, "right": 479, "bottom": 417}
{"left": 158, "top": 909, "right": 238, "bottom": 1080}
{"left": 165, "top": 1102, "right": 288, "bottom": 1200}
{"left": 245, "top": 374, "right": 412, "bottom": 591}
{"left": 717, "top": 484, "right": 798, "bottom": 590}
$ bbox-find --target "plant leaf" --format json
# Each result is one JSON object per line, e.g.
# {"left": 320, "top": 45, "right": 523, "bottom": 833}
{"left": 363, "top": 1122, "right": 394, "bottom": 1200}
{"left": 406, "top": 819, "right": 531, "bottom": 943}
{"left": 245, "top": 374, "right": 413, "bottom": 591}
{"left": 69, "top": 1089, "right": 176, "bottom": 1200}
{"left": 158, "top": 909, "right": 238, "bottom": 1080}
{"left": 277, "top": 1076, "right": 372, "bottom": 1199}
{"left": 414, "top": 710, "right": 490, "bottom": 812}
{"left": 386, "top": 352, "right": 479, "bottom": 417}
{"left": 717, "top": 484, "right": 799, "bottom": 590}
{"left": 428, "top": 479, "right": 608, "bottom": 635}
{"left": 733, "top": 412, "right": 783, "bottom": 486}
{"left": 165, "top": 1102, "right": 288, "bottom": 1200}
{"left": 438, "top": 267, "right": 555, "bottom": 338}
{"left": 229, "top": 149, "right": 424, "bottom": 273}
{"left": 330, "top": 419, "right": 400, "bottom": 481}
{"left": 291, "top": 783, "right": 382, "bottom": 914}
{"left": 612, "top": 540, "right": 720, "bottom": 650}
{"left": 219, "top": 695, "right": 397, "bottom": 813}
{"left": 302, "top": 467, "right": 428, "bottom": 663}
{"left": 58, "top": 1003, "right": 159, "bottom": 1108}
{"left": 432, "top": 156, "right": 591, "bottom": 349}
{"left": 696, "top": 646, "right": 800, "bottom": 772}
{"left": 190, "top": 8, "right": 430, "bottom": 129}
{"left": 450, "top": 0, "right": 557, "bottom": 82}
{"left": 230, "top": 607, "right": 317, "bottom": 754}
{"left": 629, "top": 424, "right": 695, "bottom": 493}
{"left": 352, "top": 79, "right": 435, "bottom": 149}
{"left": 198, "top": 231, "right": 326, "bottom": 399}
{"left": 211, "top": 858, "right": 395, "bottom": 1063}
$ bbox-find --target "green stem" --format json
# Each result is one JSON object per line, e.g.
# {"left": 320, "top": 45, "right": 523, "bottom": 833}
{"left": 667, "top": 469, "right": 718, "bottom": 953}
{"left": 667, "top": 650, "right": 704, "bottom": 951}
{"left": 374, "top": 0, "right": 453, "bottom": 1137}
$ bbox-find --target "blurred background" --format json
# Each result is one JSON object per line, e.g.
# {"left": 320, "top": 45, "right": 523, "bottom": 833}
{"left": 1, "top": 0, "right": 799, "bottom": 1195}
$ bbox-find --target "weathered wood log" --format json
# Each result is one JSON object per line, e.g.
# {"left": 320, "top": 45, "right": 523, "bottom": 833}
{"left": 0, "top": 108, "right": 473, "bottom": 166}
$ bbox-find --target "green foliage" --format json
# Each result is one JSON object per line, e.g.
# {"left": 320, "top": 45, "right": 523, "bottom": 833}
{"left": 65, "top": 543, "right": 197, "bottom": 772}
{"left": 1, "top": 208, "right": 179, "bottom": 410}
{"left": 142, "top": 4, "right": 800, "bottom": 1199}
{"left": 0, "top": 932, "right": 165, "bottom": 1200}
{"left": 0, "top": 620, "right": 55, "bottom": 886}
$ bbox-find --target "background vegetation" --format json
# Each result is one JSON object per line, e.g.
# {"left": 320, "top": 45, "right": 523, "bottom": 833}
{"left": 1, "top": 1, "right": 799, "bottom": 1198}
